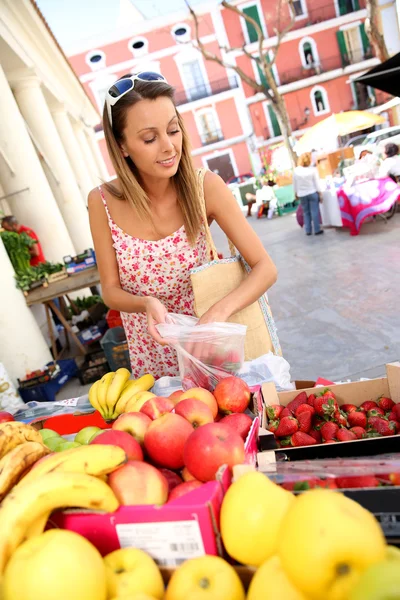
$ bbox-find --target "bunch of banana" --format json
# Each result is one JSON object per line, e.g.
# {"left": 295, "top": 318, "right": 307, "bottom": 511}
{"left": 0, "top": 422, "right": 43, "bottom": 460}
{"left": 0, "top": 442, "right": 50, "bottom": 502}
{"left": 0, "top": 471, "right": 119, "bottom": 574}
{"left": 88, "top": 369, "right": 155, "bottom": 420}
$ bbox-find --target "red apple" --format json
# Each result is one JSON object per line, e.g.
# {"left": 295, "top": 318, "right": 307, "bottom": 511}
{"left": 144, "top": 413, "right": 193, "bottom": 470}
{"left": 158, "top": 468, "right": 183, "bottom": 493}
{"left": 90, "top": 429, "right": 143, "bottom": 461}
{"left": 177, "top": 388, "right": 218, "bottom": 419}
{"left": 219, "top": 413, "right": 253, "bottom": 441}
{"left": 109, "top": 460, "right": 168, "bottom": 505}
{"left": 168, "top": 480, "right": 203, "bottom": 502}
{"left": 181, "top": 466, "right": 196, "bottom": 481}
{"left": 140, "top": 397, "right": 174, "bottom": 420}
{"left": 214, "top": 376, "right": 251, "bottom": 414}
{"left": 183, "top": 422, "right": 245, "bottom": 482}
{"left": 0, "top": 411, "right": 14, "bottom": 423}
{"left": 174, "top": 398, "right": 214, "bottom": 429}
{"left": 112, "top": 412, "right": 151, "bottom": 446}
{"left": 169, "top": 390, "right": 184, "bottom": 405}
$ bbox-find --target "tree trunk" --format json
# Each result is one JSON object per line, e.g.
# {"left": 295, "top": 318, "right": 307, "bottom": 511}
{"left": 365, "top": 0, "right": 390, "bottom": 62}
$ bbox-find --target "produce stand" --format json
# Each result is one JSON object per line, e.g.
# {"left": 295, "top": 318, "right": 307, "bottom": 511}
{"left": 24, "top": 266, "right": 101, "bottom": 358}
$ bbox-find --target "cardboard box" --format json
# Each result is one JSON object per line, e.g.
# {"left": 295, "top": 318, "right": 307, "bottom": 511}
{"left": 46, "top": 412, "right": 259, "bottom": 566}
{"left": 256, "top": 362, "right": 400, "bottom": 461}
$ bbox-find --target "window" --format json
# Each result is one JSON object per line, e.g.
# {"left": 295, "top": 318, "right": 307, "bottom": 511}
{"left": 264, "top": 103, "right": 281, "bottom": 138}
{"left": 299, "top": 37, "right": 320, "bottom": 69}
{"left": 338, "top": 0, "right": 359, "bottom": 16}
{"left": 171, "top": 23, "right": 191, "bottom": 43}
{"left": 291, "top": 0, "right": 307, "bottom": 18}
{"left": 86, "top": 50, "right": 106, "bottom": 71}
{"left": 128, "top": 37, "right": 148, "bottom": 58}
{"left": 240, "top": 1, "right": 267, "bottom": 44}
{"left": 181, "top": 60, "right": 209, "bottom": 101}
{"left": 336, "top": 23, "right": 371, "bottom": 66}
{"left": 254, "top": 51, "right": 279, "bottom": 89}
{"left": 196, "top": 109, "right": 223, "bottom": 145}
{"left": 310, "top": 86, "right": 330, "bottom": 116}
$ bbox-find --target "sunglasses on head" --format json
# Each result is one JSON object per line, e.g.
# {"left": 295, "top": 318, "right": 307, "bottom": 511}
{"left": 106, "top": 72, "right": 168, "bottom": 126}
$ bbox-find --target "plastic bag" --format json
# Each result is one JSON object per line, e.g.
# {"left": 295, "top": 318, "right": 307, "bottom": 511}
{"left": 156, "top": 314, "right": 247, "bottom": 391}
{"left": 238, "top": 352, "right": 293, "bottom": 390}
{"left": 0, "top": 363, "right": 25, "bottom": 414}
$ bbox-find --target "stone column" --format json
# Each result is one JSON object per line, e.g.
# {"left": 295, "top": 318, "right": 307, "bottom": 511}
{"left": 51, "top": 104, "right": 94, "bottom": 203}
{"left": 0, "top": 239, "right": 52, "bottom": 384}
{"left": 0, "top": 65, "right": 75, "bottom": 262}
{"left": 13, "top": 75, "right": 93, "bottom": 253}
{"left": 73, "top": 121, "right": 101, "bottom": 188}
{"left": 85, "top": 128, "right": 109, "bottom": 181}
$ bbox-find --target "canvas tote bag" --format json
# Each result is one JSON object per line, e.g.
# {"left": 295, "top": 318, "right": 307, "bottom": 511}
{"left": 189, "top": 168, "right": 281, "bottom": 361}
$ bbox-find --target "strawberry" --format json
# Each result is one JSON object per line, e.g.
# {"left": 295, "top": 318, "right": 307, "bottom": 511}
{"left": 319, "top": 388, "right": 336, "bottom": 400}
{"left": 337, "top": 428, "right": 357, "bottom": 441}
{"left": 368, "top": 417, "right": 396, "bottom": 436}
{"left": 341, "top": 403, "right": 358, "bottom": 414}
{"left": 275, "top": 416, "right": 299, "bottom": 437}
{"left": 297, "top": 411, "right": 312, "bottom": 433}
{"left": 323, "top": 439, "right": 337, "bottom": 444}
{"left": 367, "top": 407, "right": 385, "bottom": 417}
{"left": 314, "top": 396, "right": 336, "bottom": 418}
{"left": 320, "top": 421, "right": 339, "bottom": 441}
{"left": 309, "top": 429, "right": 322, "bottom": 444}
{"left": 347, "top": 411, "right": 367, "bottom": 428}
{"left": 349, "top": 426, "right": 366, "bottom": 439}
{"left": 283, "top": 477, "right": 337, "bottom": 491}
{"left": 307, "top": 394, "right": 316, "bottom": 407}
{"left": 393, "top": 404, "right": 400, "bottom": 420}
{"left": 312, "top": 416, "right": 325, "bottom": 429}
{"left": 290, "top": 431, "right": 317, "bottom": 447}
{"left": 389, "top": 473, "right": 400, "bottom": 485}
{"left": 360, "top": 400, "right": 378, "bottom": 412}
{"left": 335, "top": 476, "right": 379, "bottom": 489}
{"left": 333, "top": 410, "right": 348, "bottom": 427}
{"left": 390, "top": 420, "right": 400, "bottom": 433}
{"left": 266, "top": 405, "right": 283, "bottom": 420}
{"left": 280, "top": 407, "right": 292, "bottom": 418}
{"left": 378, "top": 397, "right": 395, "bottom": 412}
{"left": 267, "top": 419, "right": 279, "bottom": 433}
{"left": 388, "top": 409, "right": 398, "bottom": 421}
{"left": 286, "top": 392, "right": 308, "bottom": 415}
{"left": 295, "top": 404, "right": 315, "bottom": 417}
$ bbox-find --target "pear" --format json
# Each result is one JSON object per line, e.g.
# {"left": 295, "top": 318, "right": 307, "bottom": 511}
{"left": 348, "top": 560, "right": 400, "bottom": 599}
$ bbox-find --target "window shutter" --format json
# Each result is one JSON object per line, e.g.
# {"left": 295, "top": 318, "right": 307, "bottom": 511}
{"left": 257, "top": 54, "right": 275, "bottom": 90}
{"left": 268, "top": 105, "right": 281, "bottom": 137}
{"left": 359, "top": 22, "right": 371, "bottom": 57}
{"left": 336, "top": 30, "right": 348, "bottom": 66}
{"left": 243, "top": 5, "right": 263, "bottom": 44}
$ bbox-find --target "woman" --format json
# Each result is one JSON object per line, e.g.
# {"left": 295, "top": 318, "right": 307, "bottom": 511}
{"left": 293, "top": 153, "right": 323, "bottom": 236}
{"left": 88, "top": 72, "right": 277, "bottom": 378}
{"left": 379, "top": 143, "right": 400, "bottom": 182}
{"left": 246, "top": 178, "right": 277, "bottom": 219}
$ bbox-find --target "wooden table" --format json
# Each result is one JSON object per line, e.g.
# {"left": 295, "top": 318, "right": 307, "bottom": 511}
{"left": 25, "top": 267, "right": 101, "bottom": 359}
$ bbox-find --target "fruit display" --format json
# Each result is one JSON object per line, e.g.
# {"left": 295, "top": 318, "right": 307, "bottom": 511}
{"left": 265, "top": 389, "right": 399, "bottom": 447}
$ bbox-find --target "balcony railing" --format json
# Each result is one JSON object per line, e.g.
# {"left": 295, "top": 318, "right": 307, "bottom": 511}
{"left": 297, "top": 1, "right": 363, "bottom": 25}
{"left": 174, "top": 76, "right": 238, "bottom": 106}
{"left": 199, "top": 129, "right": 224, "bottom": 146}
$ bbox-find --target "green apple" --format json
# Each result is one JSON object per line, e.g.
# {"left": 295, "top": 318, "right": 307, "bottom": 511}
{"left": 57, "top": 441, "right": 81, "bottom": 452}
{"left": 45, "top": 436, "right": 65, "bottom": 451}
{"left": 349, "top": 560, "right": 400, "bottom": 599}
{"left": 39, "top": 428, "right": 60, "bottom": 442}
{"left": 74, "top": 426, "right": 101, "bottom": 445}
{"left": 88, "top": 430, "right": 103, "bottom": 443}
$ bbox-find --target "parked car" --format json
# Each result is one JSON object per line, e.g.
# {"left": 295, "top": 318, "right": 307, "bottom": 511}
{"left": 226, "top": 172, "right": 254, "bottom": 185}
{"left": 353, "top": 126, "right": 400, "bottom": 158}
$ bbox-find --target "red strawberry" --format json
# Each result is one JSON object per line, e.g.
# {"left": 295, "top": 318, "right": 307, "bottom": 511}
{"left": 367, "top": 407, "right": 385, "bottom": 417}
{"left": 280, "top": 407, "right": 292, "bottom": 418}
{"left": 337, "top": 428, "right": 357, "bottom": 441}
{"left": 323, "top": 439, "right": 337, "bottom": 444}
{"left": 266, "top": 405, "right": 283, "bottom": 420}
{"left": 347, "top": 411, "right": 367, "bottom": 428}
{"left": 312, "top": 416, "right": 325, "bottom": 429}
{"left": 389, "top": 473, "right": 400, "bottom": 485}
{"left": 319, "top": 388, "right": 336, "bottom": 400}
{"left": 307, "top": 394, "right": 316, "bottom": 407}
{"left": 308, "top": 478, "right": 337, "bottom": 489}
{"left": 314, "top": 396, "right": 336, "bottom": 418}
{"left": 368, "top": 417, "right": 396, "bottom": 436}
{"left": 309, "top": 429, "right": 322, "bottom": 444}
{"left": 341, "top": 404, "right": 358, "bottom": 414}
{"left": 378, "top": 397, "right": 395, "bottom": 412}
{"left": 393, "top": 404, "right": 400, "bottom": 420}
{"left": 275, "top": 416, "right": 299, "bottom": 437}
{"left": 390, "top": 420, "right": 400, "bottom": 433}
{"left": 290, "top": 431, "right": 317, "bottom": 447}
{"left": 295, "top": 404, "right": 315, "bottom": 417}
{"left": 283, "top": 477, "right": 337, "bottom": 491}
{"left": 286, "top": 392, "right": 308, "bottom": 415}
{"left": 333, "top": 410, "right": 348, "bottom": 427}
{"left": 267, "top": 419, "right": 279, "bottom": 433}
{"left": 388, "top": 409, "right": 398, "bottom": 421}
{"left": 335, "top": 476, "right": 379, "bottom": 489}
{"left": 297, "top": 411, "right": 312, "bottom": 433}
{"left": 360, "top": 400, "right": 378, "bottom": 412}
{"left": 320, "top": 421, "right": 339, "bottom": 441}
{"left": 349, "top": 426, "right": 366, "bottom": 439}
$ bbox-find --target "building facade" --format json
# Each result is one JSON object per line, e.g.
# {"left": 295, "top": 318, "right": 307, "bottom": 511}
{"left": 69, "top": 0, "right": 400, "bottom": 181}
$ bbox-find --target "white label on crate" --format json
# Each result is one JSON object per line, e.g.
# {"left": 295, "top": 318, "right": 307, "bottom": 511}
{"left": 54, "top": 397, "right": 79, "bottom": 407}
{"left": 116, "top": 520, "right": 205, "bottom": 567}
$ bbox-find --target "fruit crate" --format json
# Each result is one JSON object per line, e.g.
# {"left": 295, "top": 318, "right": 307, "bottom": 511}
{"left": 100, "top": 326, "right": 131, "bottom": 371}
{"left": 18, "top": 360, "right": 78, "bottom": 403}
{"left": 75, "top": 350, "right": 110, "bottom": 385}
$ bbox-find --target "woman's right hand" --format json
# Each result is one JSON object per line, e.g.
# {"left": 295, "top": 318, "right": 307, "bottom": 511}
{"left": 145, "top": 297, "right": 169, "bottom": 345}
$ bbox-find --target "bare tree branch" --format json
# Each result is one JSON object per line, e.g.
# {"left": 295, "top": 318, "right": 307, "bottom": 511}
{"left": 365, "top": 0, "right": 390, "bottom": 62}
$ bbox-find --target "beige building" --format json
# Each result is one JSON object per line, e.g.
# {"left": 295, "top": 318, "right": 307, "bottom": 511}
{"left": 0, "top": 0, "right": 108, "bottom": 383}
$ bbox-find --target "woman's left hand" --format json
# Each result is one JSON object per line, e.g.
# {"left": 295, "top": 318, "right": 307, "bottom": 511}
{"left": 198, "top": 302, "right": 231, "bottom": 325}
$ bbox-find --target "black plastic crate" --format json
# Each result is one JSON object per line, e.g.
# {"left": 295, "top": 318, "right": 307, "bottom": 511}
{"left": 75, "top": 350, "right": 110, "bottom": 385}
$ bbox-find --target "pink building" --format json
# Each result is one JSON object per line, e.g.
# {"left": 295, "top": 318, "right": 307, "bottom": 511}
{"left": 68, "top": 0, "right": 396, "bottom": 181}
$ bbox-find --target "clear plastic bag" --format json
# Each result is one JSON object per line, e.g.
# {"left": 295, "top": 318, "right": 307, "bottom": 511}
{"left": 156, "top": 314, "right": 247, "bottom": 391}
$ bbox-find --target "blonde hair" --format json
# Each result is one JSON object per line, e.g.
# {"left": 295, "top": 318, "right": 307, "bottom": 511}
{"left": 102, "top": 76, "right": 203, "bottom": 245}
{"left": 298, "top": 152, "right": 312, "bottom": 167}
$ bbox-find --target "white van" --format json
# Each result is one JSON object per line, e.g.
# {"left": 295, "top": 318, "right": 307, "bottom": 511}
{"left": 354, "top": 126, "right": 400, "bottom": 158}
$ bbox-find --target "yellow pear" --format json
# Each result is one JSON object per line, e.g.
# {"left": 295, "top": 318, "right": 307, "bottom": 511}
{"left": 220, "top": 471, "right": 294, "bottom": 566}
{"left": 278, "top": 489, "right": 386, "bottom": 600}
{"left": 165, "top": 555, "right": 245, "bottom": 600}
{"left": 104, "top": 548, "right": 164, "bottom": 599}
{"left": 110, "top": 595, "right": 159, "bottom": 600}
{"left": 247, "top": 555, "right": 307, "bottom": 600}
{"left": 3, "top": 530, "right": 107, "bottom": 600}
{"left": 348, "top": 559, "right": 400, "bottom": 599}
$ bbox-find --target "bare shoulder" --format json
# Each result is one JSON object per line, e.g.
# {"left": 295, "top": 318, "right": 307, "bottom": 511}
{"left": 203, "top": 170, "right": 225, "bottom": 194}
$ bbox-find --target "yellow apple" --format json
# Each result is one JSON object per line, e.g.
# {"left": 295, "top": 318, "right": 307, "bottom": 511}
{"left": 110, "top": 595, "right": 159, "bottom": 600}
{"left": 165, "top": 555, "right": 245, "bottom": 600}
{"left": 348, "top": 559, "right": 400, "bottom": 599}
{"left": 278, "top": 489, "right": 386, "bottom": 600}
{"left": 104, "top": 548, "right": 164, "bottom": 599}
{"left": 247, "top": 555, "right": 307, "bottom": 600}
{"left": 3, "top": 529, "right": 107, "bottom": 600}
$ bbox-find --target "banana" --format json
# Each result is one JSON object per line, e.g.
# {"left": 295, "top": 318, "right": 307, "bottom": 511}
{"left": 97, "top": 372, "right": 115, "bottom": 419}
{"left": 0, "top": 422, "right": 43, "bottom": 460}
{"left": 0, "top": 472, "right": 119, "bottom": 573}
{"left": 113, "top": 375, "right": 155, "bottom": 418}
{"left": 106, "top": 368, "right": 131, "bottom": 417}
{"left": 0, "top": 442, "right": 50, "bottom": 501}
{"left": 88, "top": 379, "right": 101, "bottom": 413}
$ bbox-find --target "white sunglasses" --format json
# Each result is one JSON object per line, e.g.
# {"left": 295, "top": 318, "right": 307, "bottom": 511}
{"left": 106, "top": 72, "right": 168, "bottom": 126}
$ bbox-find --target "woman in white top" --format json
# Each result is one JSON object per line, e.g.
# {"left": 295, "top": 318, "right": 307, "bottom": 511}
{"left": 293, "top": 152, "right": 323, "bottom": 236}
{"left": 379, "top": 143, "right": 400, "bottom": 182}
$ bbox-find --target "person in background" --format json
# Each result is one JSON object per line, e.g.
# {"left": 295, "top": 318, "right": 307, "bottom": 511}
{"left": 1, "top": 215, "right": 46, "bottom": 266}
{"left": 379, "top": 143, "right": 400, "bottom": 182}
{"left": 293, "top": 152, "right": 323, "bottom": 236}
{"left": 359, "top": 149, "right": 373, "bottom": 160}
{"left": 245, "top": 177, "right": 277, "bottom": 219}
